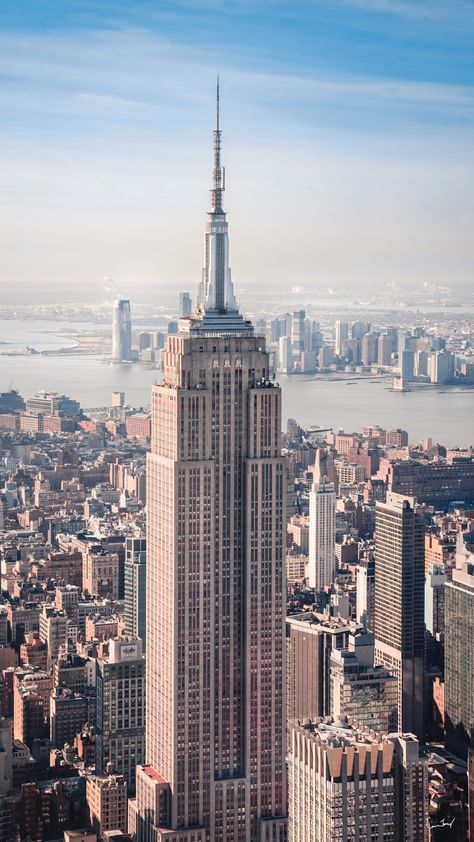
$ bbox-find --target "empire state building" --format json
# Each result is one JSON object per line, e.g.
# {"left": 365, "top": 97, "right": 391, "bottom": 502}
{"left": 132, "top": 83, "right": 287, "bottom": 842}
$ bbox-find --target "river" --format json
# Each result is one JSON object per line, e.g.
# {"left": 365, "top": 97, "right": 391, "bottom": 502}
{"left": 0, "top": 320, "right": 472, "bottom": 447}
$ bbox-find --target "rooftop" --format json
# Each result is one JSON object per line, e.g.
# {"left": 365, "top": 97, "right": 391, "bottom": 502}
{"left": 142, "top": 765, "right": 167, "bottom": 785}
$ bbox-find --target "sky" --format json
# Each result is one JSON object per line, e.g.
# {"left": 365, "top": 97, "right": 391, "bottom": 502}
{"left": 0, "top": 0, "right": 473, "bottom": 303}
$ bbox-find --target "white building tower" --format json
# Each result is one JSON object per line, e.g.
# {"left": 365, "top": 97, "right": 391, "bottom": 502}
{"left": 307, "top": 472, "right": 336, "bottom": 590}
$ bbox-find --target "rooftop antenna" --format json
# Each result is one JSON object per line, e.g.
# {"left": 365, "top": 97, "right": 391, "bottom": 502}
{"left": 211, "top": 75, "right": 224, "bottom": 212}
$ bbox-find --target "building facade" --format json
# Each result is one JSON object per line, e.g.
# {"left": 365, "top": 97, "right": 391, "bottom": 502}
{"left": 330, "top": 631, "right": 398, "bottom": 734}
{"left": 87, "top": 773, "right": 128, "bottom": 839}
{"left": 134, "top": 84, "right": 287, "bottom": 842}
{"left": 50, "top": 687, "right": 88, "bottom": 748}
{"left": 96, "top": 636, "right": 145, "bottom": 795}
{"left": 112, "top": 299, "right": 132, "bottom": 362}
{"left": 124, "top": 538, "right": 147, "bottom": 649}
{"left": 288, "top": 719, "right": 396, "bottom": 842}
{"left": 82, "top": 547, "right": 120, "bottom": 600}
{"left": 307, "top": 478, "right": 336, "bottom": 590}
{"left": 334, "top": 320, "right": 349, "bottom": 357}
{"left": 288, "top": 720, "right": 427, "bottom": 842}
{"left": 39, "top": 606, "right": 68, "bottom": 668}
{"left": 445, "top": 530, "right": 474, "bottom": 757}
{"left": 386, "top": 459, "right": 474, "bottom": 508}
{"left": 179, "top": 291, "right": 192, "bottom": 318}
{"left": 286, "top": 612, "right": 355, "bottom": 722}
{"left": 469, "top": 739, "right": 474, "bottom": 842}
{"left": 374, "top": 493, "right": 425, "bottom": 738}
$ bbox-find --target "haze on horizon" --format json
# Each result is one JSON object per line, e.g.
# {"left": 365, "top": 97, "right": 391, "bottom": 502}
{"left": 0, "top": 0, "right": 473, "bottom": 304}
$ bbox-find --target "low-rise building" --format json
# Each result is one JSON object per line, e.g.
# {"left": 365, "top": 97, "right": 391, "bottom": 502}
{"left": 39, "top": 605, "right": 68, "bottom": 668}
{"left": 50, "top": 686, "right": 89, "bottom": 749}
{"left": 83, "top": 548, "right": 120, "bottom": 600}
{"left": 87, "top": 773, "right": 128, "bottom": 839}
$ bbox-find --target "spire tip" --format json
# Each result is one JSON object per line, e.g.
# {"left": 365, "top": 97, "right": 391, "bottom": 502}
{"left": 211, "top": 77, "right": 223, "bottom": 213}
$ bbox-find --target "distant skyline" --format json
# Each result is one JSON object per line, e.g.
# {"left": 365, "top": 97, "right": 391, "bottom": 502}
{"left": 0, "top": 0, "right": 473, "bottom": 301}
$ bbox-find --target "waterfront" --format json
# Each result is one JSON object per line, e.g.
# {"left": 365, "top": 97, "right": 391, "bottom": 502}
{"left": 0, "top": 320, "right": 472, "bottom": 446}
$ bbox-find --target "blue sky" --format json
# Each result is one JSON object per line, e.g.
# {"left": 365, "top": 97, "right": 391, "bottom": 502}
{"left": 0, "top": 0, "right": 473, "bottom": 301}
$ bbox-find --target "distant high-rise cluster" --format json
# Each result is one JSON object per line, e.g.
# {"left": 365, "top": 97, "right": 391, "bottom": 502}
{"left": 253, "top": 312, "right": 471, "bottom": 387}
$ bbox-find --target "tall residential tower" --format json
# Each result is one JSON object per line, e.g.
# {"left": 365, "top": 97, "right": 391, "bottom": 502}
{"left": 307, "top": 450, "right": 336, "bottom": 590}
{"left": 133, "top": 82, "right": 287, "bottom": 842}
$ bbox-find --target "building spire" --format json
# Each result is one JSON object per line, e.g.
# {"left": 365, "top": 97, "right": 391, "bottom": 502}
{"left": 211, "top": 75, "right": 225, "bottom": 213}
{"left": 193, "top": 78, "right": 251, "bottom": 331}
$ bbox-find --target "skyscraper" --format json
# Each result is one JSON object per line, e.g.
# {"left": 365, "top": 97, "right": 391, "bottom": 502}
{"left": 378, "top": 332, "right": 392, "bottom": 367}
{"left": 307, "top": 471, "right": 336, "bottom": 590}
{"left": 179, "top": 291, "right": 192, "bottom": 318}
{"left": 361, "top": 331, "right": 379, "bottom": 366}
{"left": 445, "top": 529, "right": 474, "bottom": 758}
{"left": 124, "top": 537, "right": 147, "bottom": 650}
{"left": 96, "top": 636, "right": 146, "bottom": 795}
{"left": 277, "top": 335, "right": 293, "bottom": 373}
{"left": 288, "top": 721, "right": 426, "bottom": 842}
{"left": 288, "top": 719, "right": 397, "bottom": 842}
{"left": 329, "top": 630, "right": 398, "bottom": 734}
{"left": 351, "top": 320, "right": 370, "bottom": 341}
{"left": 291, "top": 310, "right": 305, "bottom": 368}
{"left": 133, "top": 82, "right": 287, "bottom": 842}
{"left": 400, "top": 349, "right": 415, "bottom": 382}
{"left": 374, "top": 493, "right": 425, "bottom": 738}
{"left": 112, "top": 299, "right": 132, "bottom": 361}
{"left": 286, "top": 612, "right": 355, "bottom": 722}
{"left": 334, "top": 320, "right": 349, "bottom": 356}
{"left": 428, "top": 349, "right": 454, "bottom": 384}
{"left": 469, "top": 737, "right": 474, "bottom": 842}
{"left": 356, "top": 553, "right": 375, "bottom": 630}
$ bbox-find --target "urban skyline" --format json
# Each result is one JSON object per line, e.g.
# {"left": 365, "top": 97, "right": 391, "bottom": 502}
{"left": 0, "top": 5, "right": 473, "bottom": 841}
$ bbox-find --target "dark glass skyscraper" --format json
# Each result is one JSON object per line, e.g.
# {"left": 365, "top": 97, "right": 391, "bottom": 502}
{"left": 112, "top": 298, "right": 132, "bottom": 361}
{"left": 374, "top": 493, "right": 425, "bottom": 738}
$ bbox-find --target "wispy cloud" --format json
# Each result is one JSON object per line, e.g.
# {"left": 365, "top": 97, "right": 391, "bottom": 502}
{"left": 0, "top": 4, "right": 472, "bottom": 294}
{"left": 244, "top": 68, "right": 474, "bottom": 109}
{"left": 76, "top": 92, "right": 156, "bottom": 112}
{"left": 0, "top": 27, "right": 472, "bottom": 137}
{"left": 331, "top": 0, "right": 474, "bottom": 24}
